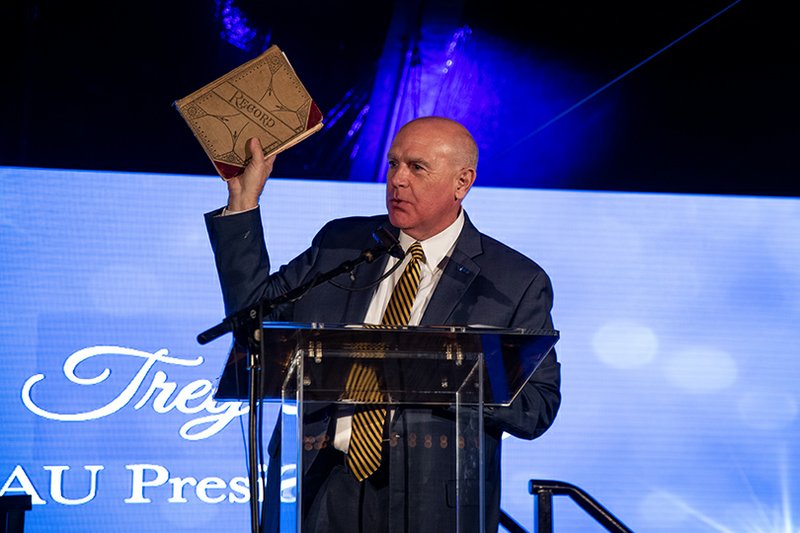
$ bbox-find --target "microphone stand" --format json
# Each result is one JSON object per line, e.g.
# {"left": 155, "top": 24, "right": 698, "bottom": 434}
{"left": 196, "top": 233, "right": 402, "bottom": 533}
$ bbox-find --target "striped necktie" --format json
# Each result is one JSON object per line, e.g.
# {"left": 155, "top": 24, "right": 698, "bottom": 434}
{"left": 347, "top": 242, "right": 426, "bottom": 481}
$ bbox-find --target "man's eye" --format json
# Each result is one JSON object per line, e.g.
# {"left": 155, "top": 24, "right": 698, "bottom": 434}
{"left": 413, "top": 164, "right": 425, "bottom": 171}
{"left": 387, "top": 161, "right": 398, "bottom": 169}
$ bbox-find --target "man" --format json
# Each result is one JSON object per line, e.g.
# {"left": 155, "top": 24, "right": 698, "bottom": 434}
{"left": 205, "top": 116, "right": 561, "bottom": 532}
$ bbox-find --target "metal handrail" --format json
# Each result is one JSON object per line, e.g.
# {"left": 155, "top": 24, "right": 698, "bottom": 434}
{"left": 529, "top": 479, "right": 634, "bottom": 533}
{"left": 499, "top": 508, "right": 528, "bottom": 533}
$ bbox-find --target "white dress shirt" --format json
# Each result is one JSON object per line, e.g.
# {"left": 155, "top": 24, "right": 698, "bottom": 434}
{"left": 333, "top": 209, "right": 466, "bottom": 452}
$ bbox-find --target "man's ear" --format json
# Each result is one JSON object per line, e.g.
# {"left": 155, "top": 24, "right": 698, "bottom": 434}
{"left": 455, "top": 168, "right": 476, "bottom": 200}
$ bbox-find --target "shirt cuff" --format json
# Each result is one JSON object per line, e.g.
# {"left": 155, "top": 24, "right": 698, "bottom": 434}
{"left": 221, "top": 205, "right": 259, "bottom": 216}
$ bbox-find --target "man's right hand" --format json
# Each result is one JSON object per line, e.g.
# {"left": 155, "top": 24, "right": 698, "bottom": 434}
{"left": 226, "top": 137, "right": 276, "bottom": 212}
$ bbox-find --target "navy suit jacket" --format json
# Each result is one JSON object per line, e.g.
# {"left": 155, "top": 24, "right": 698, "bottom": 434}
{"left": 205, "top": 207, "right": 561, "bottom": 533}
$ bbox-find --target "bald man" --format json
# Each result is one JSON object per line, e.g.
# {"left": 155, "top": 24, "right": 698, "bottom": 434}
{"left": 205, "top": 116, "right": 561, "bottom": 532}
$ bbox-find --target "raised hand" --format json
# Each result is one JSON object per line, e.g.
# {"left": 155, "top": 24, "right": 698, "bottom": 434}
{"left": 226, "top": 137, "right": 276, "bottom": 212}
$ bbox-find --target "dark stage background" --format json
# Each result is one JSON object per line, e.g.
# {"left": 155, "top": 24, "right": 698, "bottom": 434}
{"left": 2, "top": 0, "right": 797, "bottom": 196}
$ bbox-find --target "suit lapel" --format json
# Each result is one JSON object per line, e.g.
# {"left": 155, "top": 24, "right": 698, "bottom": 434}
{"left": 421, "top": 213, "right": 482, "bottom": 325}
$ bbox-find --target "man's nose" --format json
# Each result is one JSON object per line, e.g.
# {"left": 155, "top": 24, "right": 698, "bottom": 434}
{"left": 388, "top": 165, "right": 410, "bottom": 187}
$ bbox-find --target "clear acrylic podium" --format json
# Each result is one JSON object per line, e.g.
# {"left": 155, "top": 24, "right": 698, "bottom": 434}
{"left": 214, "top": 322, "right": 559, "bottom": 533}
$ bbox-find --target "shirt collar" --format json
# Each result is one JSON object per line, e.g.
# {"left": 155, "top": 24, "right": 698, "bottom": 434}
{"left": 398, "top": 209, "right": 465, "bottom": 270}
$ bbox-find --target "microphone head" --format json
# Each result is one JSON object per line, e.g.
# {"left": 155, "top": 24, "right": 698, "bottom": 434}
{"left": 372, "top": 226, "right": 405, "bottom": 260}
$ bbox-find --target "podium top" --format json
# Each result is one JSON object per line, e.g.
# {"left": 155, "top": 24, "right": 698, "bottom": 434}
{"left": 214, "top": 322, "right": 559, "bottom": 406}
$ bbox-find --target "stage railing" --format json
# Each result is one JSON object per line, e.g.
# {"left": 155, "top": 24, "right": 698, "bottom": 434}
{"left": 499, "top": 508, "right": 528, "bottom": 533}
{"left": 528, "top": 479, "right": 634, "bottom": 533}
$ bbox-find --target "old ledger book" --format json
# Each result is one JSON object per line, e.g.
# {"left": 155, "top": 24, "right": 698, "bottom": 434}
{"left": 174, "top": 45, "right": 324, "bottom": 180}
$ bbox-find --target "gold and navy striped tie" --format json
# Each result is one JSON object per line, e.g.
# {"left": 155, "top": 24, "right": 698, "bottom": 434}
{"left": 347, "top": 242, "right": 426, "bottom": 481}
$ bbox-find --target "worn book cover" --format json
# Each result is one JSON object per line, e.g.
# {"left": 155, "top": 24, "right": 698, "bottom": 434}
{"left": 174, "top": 45, "right": 324, "bottom": 180}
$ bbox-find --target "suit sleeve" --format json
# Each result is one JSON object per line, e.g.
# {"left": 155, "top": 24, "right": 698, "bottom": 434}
{"left": 483, "top": 268, "right": 561, "bottom": 440}
{"left": 204, "top": 206, "right": 322, "bottom": 319}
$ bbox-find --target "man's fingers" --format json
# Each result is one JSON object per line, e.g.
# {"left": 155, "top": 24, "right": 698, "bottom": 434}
{"left": 264, "top": 154, "right": 276, "bottom": 175}
{"left": 246, "top": 137, "right": 264, "bottom": 161}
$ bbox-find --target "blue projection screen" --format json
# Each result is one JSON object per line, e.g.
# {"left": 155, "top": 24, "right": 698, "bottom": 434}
{"left": 1, "top": 167, "right": 798, "bottom": 532}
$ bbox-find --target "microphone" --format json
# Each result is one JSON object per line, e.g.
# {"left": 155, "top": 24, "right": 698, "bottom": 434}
{"left": 328, "top": 226, "right": 405, "bottom": 291}
{"left": 371, "top": 226, "right": 405, "bottom": 260}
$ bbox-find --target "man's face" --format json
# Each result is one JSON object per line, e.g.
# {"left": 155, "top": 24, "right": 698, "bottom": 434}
{"left": 385, "top": 121, "right": 473, "bottom": 241}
